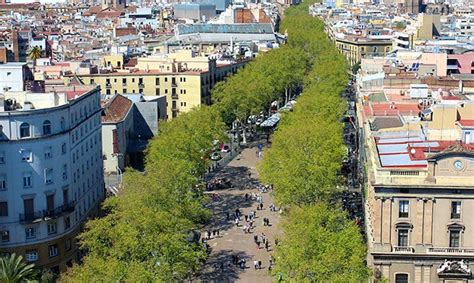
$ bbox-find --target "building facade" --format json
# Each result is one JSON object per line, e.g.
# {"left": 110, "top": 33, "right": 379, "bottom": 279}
{"left": 362, "top": 102, "right": 474, "bottom": 282}
{"left": 0, "top": 87, "right": 104, "bottom": 272}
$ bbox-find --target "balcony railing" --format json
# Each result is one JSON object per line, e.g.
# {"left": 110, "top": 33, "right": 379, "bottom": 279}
{"left": 19, "top": 211, "right": 43, "bottom": 223}
{"left": 393, "top": 246, "right": 414, "bottom": 253}
{"left": 171, "top": 93, "right": 178, "bottom": 100}
{"left": 171, "top": 82, "right": 177, "bottom": 87}
{"left": 19, "top": 201, "right": 76, "bottom": 223}
{"left": 428, "top": 247, "right": 474, "bottom": 255}
{"left": 138, "top": 83, "right": 145, "bottom": 88}
{"left": 451, "top": 213, "right": 461, "bottom": 219}
{"left": 105, "top": 83, "right": 112, "bottom": 89}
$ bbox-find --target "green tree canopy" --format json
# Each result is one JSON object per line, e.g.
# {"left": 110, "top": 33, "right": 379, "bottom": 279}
{"left": 272, "top": 204, "right": 370, "bottom": 282}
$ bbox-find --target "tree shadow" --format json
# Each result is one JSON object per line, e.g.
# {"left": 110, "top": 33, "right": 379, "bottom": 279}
{"left": 197, "top": 249, "right": 252, "bottom": 282}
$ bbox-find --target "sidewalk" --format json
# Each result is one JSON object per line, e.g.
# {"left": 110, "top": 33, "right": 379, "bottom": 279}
{"left": 198, "top": 146, "right": 281, "bottom": 282}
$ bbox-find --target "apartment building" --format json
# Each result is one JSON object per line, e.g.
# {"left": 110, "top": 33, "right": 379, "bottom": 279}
{"left": 360, "top": 89, "right": 474, "bottom": 282}
{"left": 0, "top": 86, "right": 104, "bottom": 272}
{"left": 67, "top": 50, "right": 246, "bottom": 119}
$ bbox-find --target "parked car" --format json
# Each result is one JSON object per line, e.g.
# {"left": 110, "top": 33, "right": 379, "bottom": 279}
{"left": 210, "top": 152, "right": 222, "bottom": 161}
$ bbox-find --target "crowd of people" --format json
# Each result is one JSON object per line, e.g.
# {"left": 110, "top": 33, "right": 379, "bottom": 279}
{"left": 206, "top": 178, "right": 232, "bottom": 191}
{"left": 202, "top": 175, "right": 280, "bottom": 276}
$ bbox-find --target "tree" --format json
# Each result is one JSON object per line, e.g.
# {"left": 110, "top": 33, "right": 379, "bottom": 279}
{"left": 27, "top": 46, "right": 42, "bottom": 65}
{"left": 0, "top": 253, "right": 36, "bottom": 283}
{"left": 272, "top": 204, "right": 370, "bottom": 282}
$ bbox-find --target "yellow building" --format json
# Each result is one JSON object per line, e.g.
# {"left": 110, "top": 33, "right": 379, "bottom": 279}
{"left": 65, "top": 50, "right": 246, "bottom": 119}
{"left": 333, "top": 37, "right": 393, "bottom": 67}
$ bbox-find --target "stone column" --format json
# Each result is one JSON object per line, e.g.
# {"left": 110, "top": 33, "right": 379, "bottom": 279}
{"left": 423, "top": 266, "right": 431, "bottom": 282}
{"left": 414, "top": 198, "right": 425, "bottom": 244}
{"left": 382, "top": 198, "right": 392, "bottom": 244}
{"left": 423, "top": 199, "right": 434, "bottom": 244}
{"left": 414, "top": 265, "right": 423, "bottom": 283}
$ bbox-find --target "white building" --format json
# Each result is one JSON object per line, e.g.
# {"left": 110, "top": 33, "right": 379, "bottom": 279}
{"left": 0, "top": 86, "right": 104, "bottom": 272}
{"left": 0, "top": 63, "right": 33, "bottom": 93}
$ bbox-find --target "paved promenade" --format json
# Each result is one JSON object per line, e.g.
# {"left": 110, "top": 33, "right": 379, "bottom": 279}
{"left": 198, "top": 146, "right": 281, "bottom": 282}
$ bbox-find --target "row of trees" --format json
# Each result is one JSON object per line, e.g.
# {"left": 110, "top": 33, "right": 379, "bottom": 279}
{"left": 59, "top": 0, "right": 368, "bottom": 281}
{"left": 259, "top": 1, "right": 370, "bottom": 281}
{"left": 61, "top": 5, "right": 314, "bottom": 282}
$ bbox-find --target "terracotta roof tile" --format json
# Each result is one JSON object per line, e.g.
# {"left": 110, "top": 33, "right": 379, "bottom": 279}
{"left": 101, "top": 94, "right": 133, "bottom": 123}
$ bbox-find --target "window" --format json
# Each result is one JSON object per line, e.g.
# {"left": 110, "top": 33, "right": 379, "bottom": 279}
{"left": 23, "top": 173, "right": 32, "bottom": 188}
{"left": 63, "top": 164, "right": 68, "bottom": 180}
{"left": 0, "top": 230, "right": 9, "bottom": 242}
{"left": 450, "top": 230, "right": 460, "bottom": 248}
{"left": 395, "top": 274, "right": 408, "bottom": 283}
{"left": 43, "top": 120, "right": 51, "bottom": 135}
{"left": 64, "top": 216, "right": 71, "bottom": 230}
{"left": 45, "top": 168, "right": 53, "bottom": 184}
{"left": 123, "top": 89, "right": 127, "bottom": 93}
{"left": 25, "top": 227, "right": 36, "bottom": 239}
{"left": 156, "top": 78, "right": 160, "bottom": 85}
{"left": 44, "top": 146, "right": 52, "bottom": 159}
{"left": 47, "top": 222, "right": 57, "bottom": 235}
{"left": 21, "top": 149, "right": 32, "bottom": 162}
{"left": 0, "top": 201, "right": 7, "bottom": 216}
{"left": 451, "top": 201, "right": 461, "bottom": 219}
{"left": 48, "top": 244, "right": 58, "bottom": 258}
{"left": 25, "top": 250, "right": 38, "bottom": 262}
{"left": 62, "top": 143, "right": 67, "bottom": 154}
{"left": 106, "top": 89, "right": 111, "bottom": 95}
{"left": 0, "top": 175, "right": 5, "bottom": 190}
{"left": 60, "top": 117, "right": 65, "bottom": 130}
{"left": 65, "top": 238, "right": 71, "bottom": 251}
{"left": 0, "top": 151, "right": 5, "bottom": 164}
{"left": 399, "top": 200, "right": 409, "bottom": 218}
{"left": 398, "top": 229, "right": 409, "bottom": 247}
{"left": 20, "top": 122, "right": 30, "bottom": 138}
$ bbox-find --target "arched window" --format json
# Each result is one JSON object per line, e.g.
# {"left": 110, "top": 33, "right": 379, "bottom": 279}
{"left": 20, "top": 123, "right": 30, "bottom": 138}
{"left": 395, "top": 273, "right": 408, "bottom": 283}
{"left": 43, "top": 120, "right": 51, "bottom": 135}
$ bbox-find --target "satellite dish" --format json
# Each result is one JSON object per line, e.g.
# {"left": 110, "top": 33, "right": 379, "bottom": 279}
{"left": 410, "top": 148, "right": 416, "bottom": 155}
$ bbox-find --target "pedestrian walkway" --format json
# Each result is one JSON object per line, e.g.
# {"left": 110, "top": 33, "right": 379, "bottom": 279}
{"left": 198, "top": 145, "right": 281, "bottom": 282}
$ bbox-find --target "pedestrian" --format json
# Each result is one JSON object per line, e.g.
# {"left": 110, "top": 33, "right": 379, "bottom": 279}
{"left": 258, "top": 260, "right": 262, "bottom": 269}
{"left": 265, "top": 241, "right": 269, "bottom": 251}
{"left": 245, "top": 215, "right": 248, "bottom": 222}
{"left": 226, "top": 211, "right": 230, "bottom": 220}
{"left": 245, "top": 193, "right": 249, "bottom": 200}
{"left": 248, "top": 172, "right": 251, "bottom": 179}
{"left": 235, "top": 218, "right": 239, "bottom": 226}
{"left": 259, "top": 203, "right": 264, "bottom": 210}
{"left": 262, "top": 218, "right": 266, "bottom": 226}
{"left": 275, "top": 238, "right": 279, "bottom": 246}
{"left": 257, "top": 241, "right": 261, "bottom": 249}
{"left": 254, "top": 260, "right": 258, "bottom": 269}
{"left": 254, "top": 234, "right": 258, "bottom": 243}
{"left": 249, "top": 220, "right": 254, "bottom": 228}
{"left": 216, "top": 229, "right": 220, "bottom": 237}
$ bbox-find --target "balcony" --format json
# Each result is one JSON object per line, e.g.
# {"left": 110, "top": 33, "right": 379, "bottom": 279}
{"left": 105, "top": 83, "right": 112, "bottom": 89}
{"left": 44, "top": 201, "right": 76, "bottom": 219}
{"left": 122, "top": 82, "right": 127, "bottom": 87}
{"left": 138, "top": 83, "right": 145, "bottom": 89}
{"left": 393, "top": 246, "right": 414, "bottom": 253}
{"left": 19, "top": 202, "right": 76, "bottom": 223}
{"left": 171, "top": 82, "right": 177, "bottom": 87}
{"left": 451, "top": 213, "right": 461, "bottom": 219}
{"left": 171, "top": 93, "right": 178, "bottom": 100}
{"left": 19, "top": 211, "right": 43, "bottom": 223}
{"left": 427, "top": 247, "right": 474, "bottom": 255}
